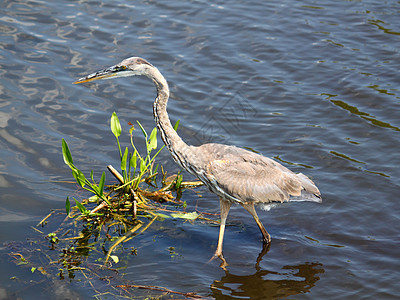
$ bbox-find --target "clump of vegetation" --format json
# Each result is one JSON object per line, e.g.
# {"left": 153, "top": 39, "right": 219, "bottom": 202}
{"left": 61, "top": 112, "right": 207, "bottom": 264}
{"left": 6, "top": 113, "right": 215, "bottom": 299}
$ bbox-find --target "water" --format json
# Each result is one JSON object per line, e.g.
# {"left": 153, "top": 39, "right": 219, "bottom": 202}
{"left": 1, "top": 0, "right": 399, "bottom": 298}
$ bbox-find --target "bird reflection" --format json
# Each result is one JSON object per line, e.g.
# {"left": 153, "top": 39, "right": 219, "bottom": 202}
{"left": 255, "top": 242, "right": 271, "bottom": 269}
{"left": 211, "top": 260, "right": 324, "bottom": 299}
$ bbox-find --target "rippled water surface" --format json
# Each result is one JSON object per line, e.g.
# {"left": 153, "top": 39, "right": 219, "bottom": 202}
{"left": 1, "top": 0, "right": 399, "bottom": 299}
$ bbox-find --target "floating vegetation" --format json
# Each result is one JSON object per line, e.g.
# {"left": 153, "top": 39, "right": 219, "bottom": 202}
{"left": 6, "top": 113, "right": 215, "bottom": 299}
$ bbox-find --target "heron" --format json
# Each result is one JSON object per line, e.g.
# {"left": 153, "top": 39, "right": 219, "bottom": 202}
{"left": 74, "top": 57, "right": 321, "bottom": 262}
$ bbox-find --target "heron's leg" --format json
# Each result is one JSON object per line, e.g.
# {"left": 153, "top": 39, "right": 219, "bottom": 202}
{"left": 215, "top": 198, "right": 232, "bottom": 258}
{"left": 241, "top": 203, "right": 271, "bottom": 244}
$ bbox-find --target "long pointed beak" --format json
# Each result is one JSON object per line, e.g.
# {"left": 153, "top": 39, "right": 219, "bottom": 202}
{"left": 73, "top": 65, "right": 127, "bottom": 84}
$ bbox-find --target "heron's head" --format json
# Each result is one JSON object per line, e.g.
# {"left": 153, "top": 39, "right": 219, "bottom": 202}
{"left": 73, "top": 57, "right": 153, "bottom": 84}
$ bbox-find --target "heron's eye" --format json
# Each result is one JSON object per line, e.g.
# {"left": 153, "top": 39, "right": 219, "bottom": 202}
{"left": 114, "top": 65, "right": 127, "bottom": 72}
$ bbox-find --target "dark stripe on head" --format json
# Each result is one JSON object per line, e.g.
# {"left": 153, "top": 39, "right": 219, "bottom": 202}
{"left": 136, "top": 58, "right": 152, "bottom": 66}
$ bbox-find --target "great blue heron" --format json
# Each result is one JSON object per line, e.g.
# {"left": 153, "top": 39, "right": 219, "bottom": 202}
{"left": 74, "top": 57, "right": 321, "bottom": 262}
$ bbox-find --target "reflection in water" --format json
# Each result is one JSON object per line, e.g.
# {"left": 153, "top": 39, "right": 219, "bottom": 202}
{"left": 368, "top": 18, "right": 400, "bottom": 36}
{"left": 211, "top": 258, "right": 324, "bottom": 299}
{"left": 321, "top": 93, "right": 400, "bottom": 132}
{"left": 331, "top": 99, "right": 400, "bottom": 132}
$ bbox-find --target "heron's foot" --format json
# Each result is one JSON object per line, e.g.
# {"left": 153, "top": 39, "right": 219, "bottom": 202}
{"left": 261, "top": 231, "right": 271, "bottom": 245}
{"left": 262, "top": 237, "right": 271, "bottom": 245}
{"left": 208, "top": 251, "right": 229, "bottom": 269}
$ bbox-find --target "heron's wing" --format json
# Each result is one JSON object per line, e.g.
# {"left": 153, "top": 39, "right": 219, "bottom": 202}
{"left": 203, "top": 145, "right": 319, "bottom": 204}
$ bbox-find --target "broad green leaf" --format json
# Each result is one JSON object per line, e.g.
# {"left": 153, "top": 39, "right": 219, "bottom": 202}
{"left": 121, "top": 147, "right": 128, "bottom": 171}
{"left": 88, "top": 195, "right": 99, "bottom": 202}
{"left": 74, "top": 198, "right": 87, "bottom": 214}
{"left": 110, "top": 255, "right": 119, "bottom": 264}
{"left": 136, "top": 120, "right": 147, "bottom": 138}
{"left": 65, "top": 196, "right": 71, "bottom": 216}
{"left": 90, "top": 182, "right": 99, "bottom": 195}
{"left": 140, "top": 158, "right": 146, "bottom": 173}
{"left": 175, "top": 174, "right": 183, "bottom": 189}
{"left": 148, "top": 127, "right": 157, "bottom": 150}
{"left": 173, "top": 120, "right": 180, "bottom": 131}
{"left": 130, "top": 151, "right": 137, "bottom": 170}
{"left": 111, "top": 112, "right": 121, "bottom": 138}
{"left": 62, "top": 139, "right": 74, "bottom": 167}
{"left": 31, "top": 267, "right": 36, "bottom": 273}
{"left": 72, "top": 168, "right": 86, "bottom": 188}
{"left": 98, "top": 171, "right": 105, "bottom": 197}
{"left": 171, "top": 211, "right": 199, "bottom": 220}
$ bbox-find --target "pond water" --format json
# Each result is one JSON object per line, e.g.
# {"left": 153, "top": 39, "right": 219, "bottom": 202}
{"left": 1, "top": 0, "right": 399, "bottom": 299}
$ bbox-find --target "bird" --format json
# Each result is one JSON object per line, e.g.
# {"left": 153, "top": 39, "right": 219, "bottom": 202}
{"left": 73, "top": 57, "right": 321, "bottom": 262}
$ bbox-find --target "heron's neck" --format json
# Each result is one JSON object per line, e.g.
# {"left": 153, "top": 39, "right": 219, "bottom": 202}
{"left": 147, "top": 67, "right": 191, "bottom": 168}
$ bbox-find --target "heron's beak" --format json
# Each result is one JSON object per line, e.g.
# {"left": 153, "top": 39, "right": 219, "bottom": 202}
{"left": 73, "top": 65, "right": 128, "bottom": 84}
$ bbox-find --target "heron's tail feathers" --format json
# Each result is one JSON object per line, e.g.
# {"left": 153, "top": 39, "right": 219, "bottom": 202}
{"left": 259, "top": 173, "right": 321, "bottom": 211}
{"left": 289, "top": 190, "right": 322, "bottom": 203}
{"left": 259, "top": 188, "right": 321, "bottom": 211}
{"left": 291, "top": 173, "right": 321, "bottom": 202}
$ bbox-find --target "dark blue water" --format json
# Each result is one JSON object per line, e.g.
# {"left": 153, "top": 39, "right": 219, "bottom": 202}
{"left": 1, "top": 0, "right": 399, "bottom": 298}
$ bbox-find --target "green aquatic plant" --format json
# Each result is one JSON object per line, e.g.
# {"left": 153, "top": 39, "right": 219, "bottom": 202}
{"left": 62, "top": 138, "right": 108, "bottom": 208}
{"left": 5, "top": 113, "right": 213, "bottom": 298}
{"left": 62, "top": 112, "right": 179, "bottom": 217}
{"left": 60, "top": 112, "right": 206, "bottom": 264}
{"left": 111, "top": 111, "right": 171, "bottom": 191}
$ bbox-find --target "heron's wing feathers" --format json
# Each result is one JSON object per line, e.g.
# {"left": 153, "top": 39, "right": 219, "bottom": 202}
{"left": 201, "top": 144, "right": 320, "bottom": 204}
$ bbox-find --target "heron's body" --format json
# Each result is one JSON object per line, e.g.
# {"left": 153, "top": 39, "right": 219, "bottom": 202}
{"left": 74, "top": 57, "right": 321, "bottom": 261}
